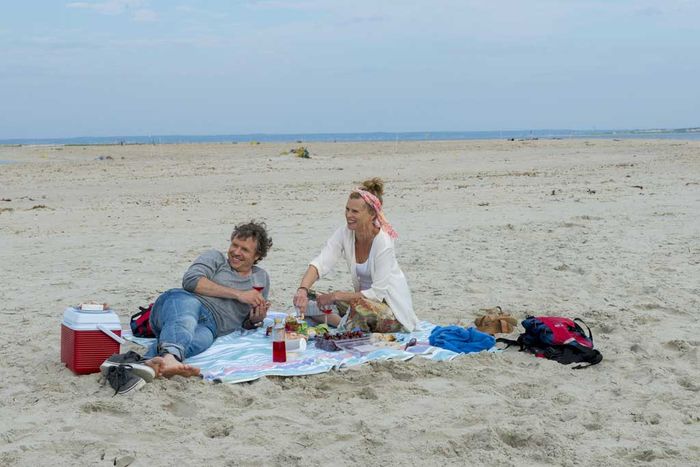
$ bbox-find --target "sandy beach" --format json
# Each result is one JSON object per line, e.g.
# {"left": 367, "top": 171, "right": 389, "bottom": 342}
{"left": 0, "top": 139, "right": 698, "bottom": 466}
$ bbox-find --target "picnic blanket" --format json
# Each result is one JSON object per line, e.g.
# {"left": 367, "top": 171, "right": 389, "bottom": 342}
{"left": 126, "top": 320, "right": 494, "bottom": 384}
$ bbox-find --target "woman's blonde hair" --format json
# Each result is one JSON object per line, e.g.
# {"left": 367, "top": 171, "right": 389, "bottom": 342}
{"left": 350, "top": 177, "right": 384, "bottom": 208}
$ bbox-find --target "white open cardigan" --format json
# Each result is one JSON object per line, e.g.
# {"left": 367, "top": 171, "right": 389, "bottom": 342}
{"left": 310, "top": 225, "right": 418, "bottom": 331}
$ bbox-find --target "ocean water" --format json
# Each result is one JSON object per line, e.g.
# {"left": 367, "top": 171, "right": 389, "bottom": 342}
{"left": 1, "top": 129, "right": 699, "bottom": 146}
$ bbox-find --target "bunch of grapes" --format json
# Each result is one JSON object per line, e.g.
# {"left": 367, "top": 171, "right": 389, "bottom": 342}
{"left": 321, "top": 331, "right": 364, "bottom": 340}
{"left": 315, "top": 330, "right": 367, "bottom": 351}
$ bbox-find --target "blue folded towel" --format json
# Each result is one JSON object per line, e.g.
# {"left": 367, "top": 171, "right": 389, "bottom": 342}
{"left": 429, "top": 326, "right": 495, "bottom": 354}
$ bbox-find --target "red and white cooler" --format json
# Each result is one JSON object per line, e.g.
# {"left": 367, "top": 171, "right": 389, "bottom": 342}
{"left": 61, "top": 306, "right": 124, "bottom": 374}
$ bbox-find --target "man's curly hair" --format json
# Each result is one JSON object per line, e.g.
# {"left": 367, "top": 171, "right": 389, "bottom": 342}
{"left": 231, "top": 221, "right": 273, "bottom": 264}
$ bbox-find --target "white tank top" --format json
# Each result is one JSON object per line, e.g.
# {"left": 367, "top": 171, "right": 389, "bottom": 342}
{"left": 355, "top": 260, "right": 372, "bottom": 291}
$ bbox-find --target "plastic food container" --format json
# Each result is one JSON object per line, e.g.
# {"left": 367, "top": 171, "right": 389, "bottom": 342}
{"left": 286, "top": 337, "right": 307, "bottom": 352}
{"left": 315, "top": 333, "right": 371, "bottom": 352}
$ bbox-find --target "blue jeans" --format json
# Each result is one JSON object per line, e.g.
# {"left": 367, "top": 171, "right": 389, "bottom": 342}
{"left": 145, "top": 288, "right": 218, "bottom": 361}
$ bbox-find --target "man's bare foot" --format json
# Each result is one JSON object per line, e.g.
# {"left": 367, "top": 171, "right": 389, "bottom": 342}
{"left": 146, "top": 354, "right": 200, "bottom": 378}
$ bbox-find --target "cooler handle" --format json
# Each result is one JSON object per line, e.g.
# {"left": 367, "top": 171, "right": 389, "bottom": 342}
{"left": 97, "top": 324, "right": 127, "bottom": 345}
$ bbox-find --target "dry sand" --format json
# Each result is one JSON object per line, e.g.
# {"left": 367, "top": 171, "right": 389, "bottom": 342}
{"left": 0, "top": 139, "right": 698, "bottom": 466}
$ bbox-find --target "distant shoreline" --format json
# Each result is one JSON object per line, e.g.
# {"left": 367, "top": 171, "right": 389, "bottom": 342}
{"left": 1, "top": 128, "right": 699, "bottom": 146}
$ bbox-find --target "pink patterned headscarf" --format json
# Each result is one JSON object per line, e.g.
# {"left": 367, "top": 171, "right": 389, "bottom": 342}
{"left": 352, "top": 188, "right": 399, "bottom": 239}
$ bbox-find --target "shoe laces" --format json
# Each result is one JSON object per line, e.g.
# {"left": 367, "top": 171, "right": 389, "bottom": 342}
{"left": 106, "top": 364, "right": 134, "bottom": 396}
{"left": 122, "top": 350, "right": 145, "bottom": 363}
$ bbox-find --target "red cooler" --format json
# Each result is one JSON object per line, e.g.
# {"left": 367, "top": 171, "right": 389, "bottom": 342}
{"left": 61, "top": 306, "right": 123, "bottom": 374}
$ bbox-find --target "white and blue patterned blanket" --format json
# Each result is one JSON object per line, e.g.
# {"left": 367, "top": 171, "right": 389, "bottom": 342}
{"left": 128, "top": 321, "right": 480, "bottom": 384}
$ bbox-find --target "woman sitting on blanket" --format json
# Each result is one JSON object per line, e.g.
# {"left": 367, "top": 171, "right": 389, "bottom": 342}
{"left": 293, "top": 178, "right": 418, "bottom": 333}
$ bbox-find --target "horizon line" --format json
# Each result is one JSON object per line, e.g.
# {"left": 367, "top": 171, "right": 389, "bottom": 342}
{"left": 2, "top": 126, "right": 699, "bottom": 145}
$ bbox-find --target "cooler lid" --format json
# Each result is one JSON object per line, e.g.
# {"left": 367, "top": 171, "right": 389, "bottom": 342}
{"left": 62, "top": 306, "right": 122, "bottom": 331}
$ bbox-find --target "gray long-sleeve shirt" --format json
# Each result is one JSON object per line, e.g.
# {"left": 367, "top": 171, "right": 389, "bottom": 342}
{"left": 182, "top": 249, "right": 270, "bottom": 337}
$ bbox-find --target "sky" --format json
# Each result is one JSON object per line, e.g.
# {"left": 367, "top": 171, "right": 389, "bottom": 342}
{"left": 1, "top": 0, "right": 699, "bottom": 139}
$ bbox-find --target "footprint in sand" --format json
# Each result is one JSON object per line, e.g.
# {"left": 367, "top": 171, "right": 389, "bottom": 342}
{"left": 505, "top": 382, "right": 542, "bottom": 400}
{"left": 664, "top": 339, "right": 697, "bottom": 352}
{"left": 163, "top": 397, "right": 197, "bottom": 417}
{"left": 497, "top": 429, "right": 540, "bottom": 449}
{"left": 80, "top": 400, "right": 123, "bottom": 415}
{"left": 676, "top": 377, "right": 699, "bottom": 392}
{"left": 631, "top": 450, "right": 657, "bottom": 462}
{"left": 204, "top": 424, "right": 232, "bottom": 438}
{"left": 551, "top": 392, "right": 576, "bottom": 405}
{"left": 357, "top": 387, "right": 378, "bottom": 400}
{"left": 582, "top": 411, "right": 604, "bottom": 431}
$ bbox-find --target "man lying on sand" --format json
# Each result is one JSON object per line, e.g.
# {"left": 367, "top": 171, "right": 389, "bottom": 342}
{"left": 105, "top": 221, "right": 273, "bottom": 384}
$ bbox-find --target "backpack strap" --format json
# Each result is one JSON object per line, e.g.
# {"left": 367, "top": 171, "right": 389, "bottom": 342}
{"left": 496, "top": 337, "right": 521, "bottom": 350}
{"left": 573, "top": 318, "right": 594, "bottom": 344}
{"left": 132, "top": 306, "right": 149, "bottom": 319}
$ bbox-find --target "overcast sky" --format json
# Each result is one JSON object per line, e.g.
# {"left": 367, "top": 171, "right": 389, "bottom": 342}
{"left": 1, "top": 0, "right": 698, "bottom": 138}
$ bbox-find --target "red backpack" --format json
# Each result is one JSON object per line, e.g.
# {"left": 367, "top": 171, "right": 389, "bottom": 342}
{"left": 130, "top": 303, "right": 155, "bottom": 338}
{"left": 497, "top": 316, "right": 602, "bottom": 369}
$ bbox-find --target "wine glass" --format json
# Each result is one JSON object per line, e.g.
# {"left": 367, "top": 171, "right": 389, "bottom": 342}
{"left": 252, "top": 278, "right": 266, "bottom": 329}
{"left": 321, "top": 306, "right": 332, "bottom": 327}
{"left": 252, "top": 278, "right": 264, "bottom": 294}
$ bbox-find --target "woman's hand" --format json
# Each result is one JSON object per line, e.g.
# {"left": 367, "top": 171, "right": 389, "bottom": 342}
{"left": 316, "top": 292, "right": 336, "bottom": 309}
{"left": 293, "top": 288, "right": 309, "bottom": 314}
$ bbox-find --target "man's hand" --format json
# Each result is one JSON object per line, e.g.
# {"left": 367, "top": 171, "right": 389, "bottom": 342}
{"left": 236, "top": 289, "right": 267, "bottom": 308}
{"left": 249, "top": 302, "right": 268, "bottom": 325}
{"left": 293, "top": 288, "right": 309, "bottom": 314}
{"left": 194, "top": 277, "right": 268, "bottom": 308}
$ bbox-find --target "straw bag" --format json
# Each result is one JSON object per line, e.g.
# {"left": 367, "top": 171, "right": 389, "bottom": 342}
{"left": 474, "top": 306, "right": 518, "bottom": 335}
